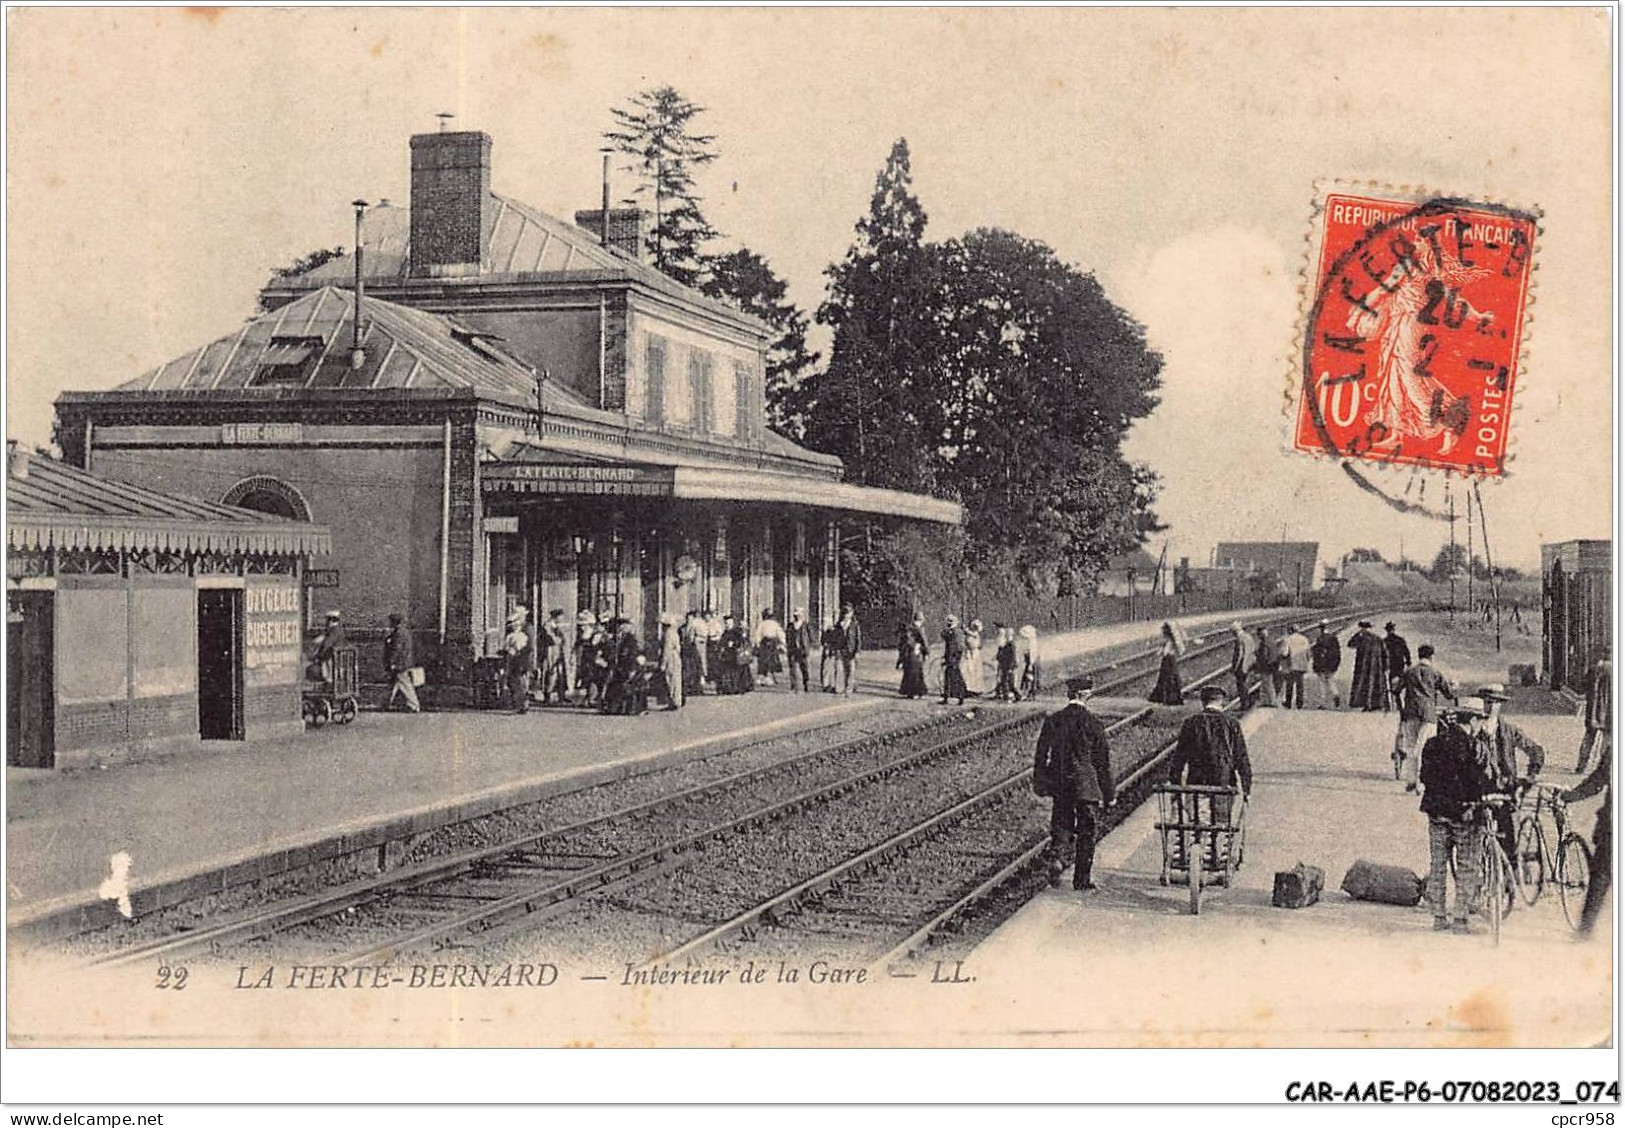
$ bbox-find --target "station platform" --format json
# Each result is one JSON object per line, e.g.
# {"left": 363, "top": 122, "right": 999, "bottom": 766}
{"left": 5, "top": 605, "right": 1284, "bottom": 935}
{"left": 975, "top": 646, "right": 1611, "bottom": 1047}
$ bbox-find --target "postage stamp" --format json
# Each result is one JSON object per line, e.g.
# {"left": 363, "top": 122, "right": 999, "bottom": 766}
{"left": 1291, "top": 188, "right": 1540, "bottom": 477}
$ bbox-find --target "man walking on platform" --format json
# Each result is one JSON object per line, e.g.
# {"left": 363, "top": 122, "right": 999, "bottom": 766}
{"left": 1282, "top": 626, "right": 1311, "bottom": 709}
{"left": 785, "top": 608, "right": 814, "bottom": 693}
{"left": 1166, "top": 684, "right": 1253, "bottom": 817}
{"left": 1383, "top": 622, "right": 1412, "bottom": 710}
{"left": 834, "top": 604, "right": 863, "bottom": 696}
{"left": 1394, "top": 643, "right": 1454, "bottom": 790}
{"left": 1419, "top": 701, "right": 1493, "bottom": 933}
{"left": 1229, "top": 621, "right": 1252, "bottom": 706}
{"left": 384, "top": 612, "right": 419, "bottom": 713}
{"left": 1033, "top": 676, "right": 1116, "bottom": 892}
{"left": 1563, "top": 739, "right": 1612, "bottom": 940}
{"left": 1310, "top": 620, "right": 1342, "bottom": 708}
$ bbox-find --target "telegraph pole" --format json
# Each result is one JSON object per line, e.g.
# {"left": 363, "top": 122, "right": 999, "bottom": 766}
{"left": 1474, "top": 479, "right": 1503, "bottom": 652}
{"left": 1466, "top": 484, "right": 1475, "bottom": 618}
{"left": 1447, "top": 482, "right": 1457, "bottom": 621}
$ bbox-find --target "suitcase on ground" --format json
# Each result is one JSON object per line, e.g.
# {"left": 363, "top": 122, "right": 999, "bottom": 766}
{"left": 1272, "top": 863, "right": 1324, "bottom": 908}
{"left": 1339, "top": 859, "right": 1425, "bottom": 906}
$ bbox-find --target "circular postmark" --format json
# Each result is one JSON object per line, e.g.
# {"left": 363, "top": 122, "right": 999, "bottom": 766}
{"left": 1294, "top": 193, "right": 1538, "bottom": 518}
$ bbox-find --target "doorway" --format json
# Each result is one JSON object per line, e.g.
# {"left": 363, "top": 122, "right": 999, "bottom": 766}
{"left": 6, "top": 591, "right": 55, "bottom": 768}
{"left": 197, "top": 588, "right": 244, "bottom": 740}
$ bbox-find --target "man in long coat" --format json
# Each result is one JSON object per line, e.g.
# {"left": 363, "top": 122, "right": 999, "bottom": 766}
{"left": 1382, "top": 622, "right": 1412, "bottom": 709}
{"left": 1033, "top": 676, "right": 1116, "bottom": 892}
{"left": 1346, "top": 620, "right": 1391, "bottom": 711}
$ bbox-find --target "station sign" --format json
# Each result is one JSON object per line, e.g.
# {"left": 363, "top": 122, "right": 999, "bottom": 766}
{"left": 304, "top": 569, "right": 340, "bottom": 588}
{"left": 221, "top": 422, "right": 303, "bottom": 444}
{"left": 484, "top": 462, "right": 673, "bottom": 497}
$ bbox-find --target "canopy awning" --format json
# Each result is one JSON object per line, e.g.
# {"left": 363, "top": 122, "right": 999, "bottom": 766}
{"left": 8, "top": 515, "right": 332, "bottom": 558}
{"left": 482, "top": 461, "right": 961, "bottom": 525}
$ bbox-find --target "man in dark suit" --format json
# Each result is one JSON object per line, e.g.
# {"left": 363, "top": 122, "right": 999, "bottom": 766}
{"left": 1033, "top": 675, "right": 1116, "bottom": 892}
{"left": 1167, "top": 684, "right": 1253, "bottom": 823}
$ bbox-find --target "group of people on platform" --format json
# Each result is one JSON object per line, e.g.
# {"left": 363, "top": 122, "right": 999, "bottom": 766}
{"left": 481, "top": 602, "right": 870, "bottom": 717}
{"left": 895, "top": 614, "right": 1043, "bottom": 705}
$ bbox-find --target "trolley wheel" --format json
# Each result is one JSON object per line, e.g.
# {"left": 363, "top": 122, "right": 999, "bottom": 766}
{"left": 310, "top": 699, "right": 332, "bottom": 728}
{"left": 337, "top": 697, "right": 358, "bottom": 724}
{"left": 1514, "top": 816, "right": 1546, "bottom": 906}
{"left": 1558, "top": 833, "right": 1592, "bottom": 932}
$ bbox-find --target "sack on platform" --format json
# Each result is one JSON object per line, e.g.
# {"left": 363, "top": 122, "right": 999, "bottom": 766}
{"left": 1272, "top": 862, "right": 1324, "bottom": 909}
{"left": 407, "top": 666, "right": 426, "bottom": 688}
{"left": 1339, "top": 859, "right": 1425, "bottom": 906}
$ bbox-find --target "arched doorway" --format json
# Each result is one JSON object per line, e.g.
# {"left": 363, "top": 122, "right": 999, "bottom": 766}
{"left": 221, "top": 476, "right": 312, "bottom": 522}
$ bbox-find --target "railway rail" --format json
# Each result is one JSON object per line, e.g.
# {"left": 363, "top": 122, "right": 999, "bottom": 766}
{"left": 82, "top": 604, "right": 1398, "bottom": 972}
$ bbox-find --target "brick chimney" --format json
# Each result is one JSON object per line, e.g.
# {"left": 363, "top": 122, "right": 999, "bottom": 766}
{"left": 573, "top": 208, "right": 649, "bottom": 262}
{"left": 409, "top": 130, "right": 492, "bottom": 278}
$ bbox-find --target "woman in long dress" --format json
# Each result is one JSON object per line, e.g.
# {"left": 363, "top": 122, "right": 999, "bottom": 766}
{"left": 1149, "top": 621, "right": 1186, "bottom": 705}
{"left": 1017, "top": 624, "right": 1042, "bottom": 699}
{"left": 897, "top": 613, "right": 929, "bottom": 699}
{"left": 961, "top": 618, "right": 985, "bottom": 696}
{"left": 754, "top": 610, "right": 785, "bottom": 686}
{"left": 716, "top": 614, "right": 754, "bottom": 695}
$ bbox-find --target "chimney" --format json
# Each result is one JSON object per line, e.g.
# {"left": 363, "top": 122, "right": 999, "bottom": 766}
{"left": 573, "top": 207, "right": 648, "bottom": 262}
{"left": 409, "top": 129, "right": 492, "bottom": 278}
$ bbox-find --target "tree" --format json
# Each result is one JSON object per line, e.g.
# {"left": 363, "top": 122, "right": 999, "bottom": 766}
{"left": 701, "top": 248, "right": 819, "bottom": 440}
{"left": 256, "top": 247, "right": 345, "bottom": 312}
{"left": 809, "top": 138, "right": 938, "bottom": 494}
{"left": 603, "top": 86, "right": 721, "bottom": 288}
{"left": 1346, "top": 547, "right": 1386, "bottom": 563}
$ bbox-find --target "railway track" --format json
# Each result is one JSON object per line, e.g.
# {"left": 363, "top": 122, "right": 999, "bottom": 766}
{"left": 82, "top": 604, "right": 1400, "bottom": 971}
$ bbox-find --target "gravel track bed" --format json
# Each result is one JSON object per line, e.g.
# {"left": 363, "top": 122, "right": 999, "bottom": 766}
{"left": 66, "top": 705, "right": 931, "bottom": 956}
{"left": 213, "top": 710, "right": 1030, "bottom": 963}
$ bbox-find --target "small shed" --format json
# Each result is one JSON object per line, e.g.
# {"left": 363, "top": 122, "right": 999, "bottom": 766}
{"left": 7, "top": 446, "right": 331, "bottom": 768}
{"left": 1541, "top": 539, "right": 1611, "bottom": 694}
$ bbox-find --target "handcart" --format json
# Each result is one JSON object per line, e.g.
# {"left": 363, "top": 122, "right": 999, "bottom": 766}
{"left": 1154, "top": 782, "right": 1247, "bottom": 914}
{"left": 302, "top": 644, "right": 359, "bottom": 727}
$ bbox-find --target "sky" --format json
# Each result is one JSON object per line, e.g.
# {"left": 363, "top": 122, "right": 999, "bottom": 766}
{"left": 6, "top": 7, "right": 1613, "bottom": 571}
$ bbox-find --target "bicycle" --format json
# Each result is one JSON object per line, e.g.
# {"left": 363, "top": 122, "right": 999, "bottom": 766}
{"left": 1512, "top": 783, "right": 1593, "bottom": 931}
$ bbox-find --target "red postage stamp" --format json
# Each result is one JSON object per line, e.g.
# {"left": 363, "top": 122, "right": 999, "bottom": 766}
{"left": 1292, "top": 191, "right": 1539, "bottom": 477}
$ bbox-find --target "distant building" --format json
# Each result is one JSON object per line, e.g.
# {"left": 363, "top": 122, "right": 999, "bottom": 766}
{"left": 1212, "top": 541, "right": 1321, "bottom": 593}
{"left": 1096, "top": 549, "right": 1164, "bottom": 596}
{"left": 1541, "top": 539, "right": 1611, "bottom": 693}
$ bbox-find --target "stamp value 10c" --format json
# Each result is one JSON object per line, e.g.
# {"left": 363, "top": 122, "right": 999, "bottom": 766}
{"left": 1294, "top": 191, "right": 1539, "bottom": 477}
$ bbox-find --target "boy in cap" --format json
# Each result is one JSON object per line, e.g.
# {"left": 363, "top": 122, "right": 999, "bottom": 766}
{"left": 1419, "top": 699, "right": 1494, "bottom": 933}
{"left": 1033, "top": 675, "right": 1115, "bottom": 891}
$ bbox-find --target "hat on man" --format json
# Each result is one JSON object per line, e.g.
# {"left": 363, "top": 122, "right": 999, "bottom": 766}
{"left": 1198, "top": 684, "right": 1229, "bottom": 703}
{"left": 388, "top": 612, "right": 403, "bottom": 627}
{"left": 1065, "top": 674, "right": 1095, "bottom": 696}
{"left": 1476, "top": 682, "right": 1510, "bottom": 702}
{"left": 325, "top": 610, "right": 341, "bottom": 621}
{"left": 1384, "top": 621, "right": 1397, "bottom": 631}
{"left": 1449, "top": 697, "right": 1489, "bottom": 719}
{"left": 1318, "top": 619, "right": 1330, "bottom": 627}
{"left": 1357, "top": 620, "right": 1373, "bottom": 628}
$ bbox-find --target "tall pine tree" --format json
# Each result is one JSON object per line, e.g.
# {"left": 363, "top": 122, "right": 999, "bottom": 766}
{"left": 602, "top": 86, "right": 721, "bottom": 288}
{"left": 810, "top": 138, "right": 939, "bottom": 494}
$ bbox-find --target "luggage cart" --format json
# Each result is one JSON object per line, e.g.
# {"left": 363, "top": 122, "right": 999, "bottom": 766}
{"left": 302, "top": 645, "right": 359, "bottom": 727}
{"left": 1155, "top": 783, "right": 1247, "bottom": 914}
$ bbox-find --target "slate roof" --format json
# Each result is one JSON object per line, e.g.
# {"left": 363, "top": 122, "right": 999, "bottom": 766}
{"left": 270, "top": 196, "right": 771, "bottom": 337}
{"left": 8, "top": 448, "right": 331, "bottom": 556}
{"left": 1213, "top": 541, "right": 1321, "bottom": 576}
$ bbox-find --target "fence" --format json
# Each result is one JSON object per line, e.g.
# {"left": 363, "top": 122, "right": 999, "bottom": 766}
{"left": 863, "top": 589, "right": 1264, "bottom": 636}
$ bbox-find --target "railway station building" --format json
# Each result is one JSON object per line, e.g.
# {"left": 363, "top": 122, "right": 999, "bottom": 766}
{"left": 1541, "top": 538, "right": 1611, "bottom": 693}
{"left": 53, "top": 127, "right": 960, "bottom": 703}
{"left": 6, "top": 445, "right": 330, "bottom": 768}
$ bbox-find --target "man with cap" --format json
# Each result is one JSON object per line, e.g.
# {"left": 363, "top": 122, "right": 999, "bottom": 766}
{"left": 311, "top": 610, "right": 345, "bottom": 686}
{"left": 1228, "top": 621, "right": 1252, "bottom": 707}
{"left": 1282, "top": 624, "right": 1312, "bottom": 709}
{"left": 785, "top": 608, "right": 814, "bottom": 693}
{"left": 1346, "top": 620, "right": 1390, "bottom": 712}
{"left": 1382, "top": 622, "right": 1412, "bottom": 709}
{"left": 1309, "top": 619, "right": 1342, "bottom": 708}
{"left": 383, "top": 612, "right": 419, "bottom": 713}
{"left": 1032, "top": 675, "right": 1116, "bottom": 891}
{"left": 1475, "top": 682, "right": 1545, "bottom": 859}
{"left": 1393, "top": 643, "right": 1456, "bottom": 791}
{"left": 1167, "top": 684, "right": 1253, "bottom": 824}
{"left": 833, "top": 604, "right": 863, "bottom": 696}
{"left": 1418, "top": 699, "right": 1494, "bottom": 933}
{"left": 502, "top": 607, "right": 534, "bottom": 714}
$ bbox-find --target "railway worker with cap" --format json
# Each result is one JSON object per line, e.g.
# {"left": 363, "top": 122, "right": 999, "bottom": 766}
{"left": 383, "top": 612, "right": 420, "bottom": 713}
{"left": 1418, "top": 699, "right": 1494, "bottom": 933}
{"left": 1166, "top": 684, "right": 1253, "bottom": 825}
{"left": 1393, "top": 643, "right": 1456, "bottom": 791}
{"left": 1032, "top": 675, "right": 1116, "bottom": 892}
{"left": 1346, "top": 620, "right": 1391, "bottom": 712}
{"left": 1310, "top": 620, "right": 1343, "bottom": 709}
{"left": 502, "top": 607, "right": 534, "bottom": 715}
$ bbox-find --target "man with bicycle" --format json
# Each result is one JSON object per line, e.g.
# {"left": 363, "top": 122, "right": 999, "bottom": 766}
{"left": 1475, "top": 683, "right": 1546, "bottom": 865}
{"left": 1419, "top": 700, "right": 1494, "bottom": 934}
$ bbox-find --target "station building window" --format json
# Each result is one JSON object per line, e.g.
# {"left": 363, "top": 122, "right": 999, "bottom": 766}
{"left": 221, "top": 476, "right": 312, "bottom": 522}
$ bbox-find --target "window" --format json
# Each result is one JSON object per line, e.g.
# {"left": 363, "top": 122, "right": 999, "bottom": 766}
{"left": 712, "top": 360, "right": 738, "bottom": 436}
{"left": 689, "top": 351, "right": 712, "bottom": 433}
{"left": 666, "top": 346, "right": 695, "bottom": 428}
{"left": 249, "top": 336, "right": 325, "bottom": 387}
{"left": 644, "top": 336, "right": 666, "bottom": 422}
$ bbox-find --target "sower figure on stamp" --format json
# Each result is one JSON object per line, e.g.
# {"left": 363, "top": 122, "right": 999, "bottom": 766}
{"left": 1032, "top": 675, "right": 1115, "bottom": 892}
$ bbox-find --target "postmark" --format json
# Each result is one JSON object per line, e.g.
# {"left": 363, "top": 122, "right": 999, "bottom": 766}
{"left": 1293, "top": 189, "right": 1539, "bottom": 479}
